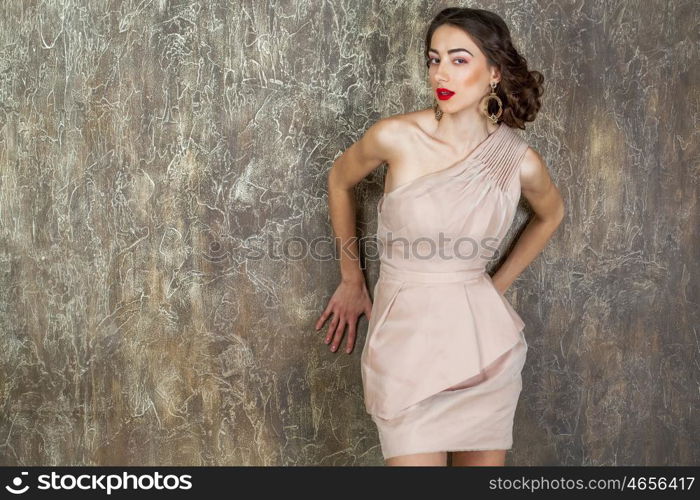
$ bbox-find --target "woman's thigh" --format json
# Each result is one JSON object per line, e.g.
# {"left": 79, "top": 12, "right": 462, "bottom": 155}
{"left": 385, "top": 451, "right": 447, "bottom": 466}
{"left": 450, "top": 449, "right": 506, "bottom": 466}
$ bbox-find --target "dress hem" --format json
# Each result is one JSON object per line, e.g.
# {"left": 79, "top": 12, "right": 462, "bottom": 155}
{"left": 382, "top": 444, "right": 514, "bottom": 460}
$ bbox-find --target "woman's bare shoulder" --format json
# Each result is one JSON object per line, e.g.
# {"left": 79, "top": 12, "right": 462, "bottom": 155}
{"left": 383, "top": 107, "right": 434, "bottom": 131}
{"left": 368, "top": 108, "right": 434, "bottom": 158}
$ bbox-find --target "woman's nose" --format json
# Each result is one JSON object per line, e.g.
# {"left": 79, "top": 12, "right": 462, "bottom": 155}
{"left": 434, "top": 65, "right": 449, "bottom": 82}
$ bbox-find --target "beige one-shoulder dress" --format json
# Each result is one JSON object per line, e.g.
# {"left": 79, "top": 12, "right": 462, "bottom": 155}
{"left": 360, "top": 122, "right": 529, "bottom": 460}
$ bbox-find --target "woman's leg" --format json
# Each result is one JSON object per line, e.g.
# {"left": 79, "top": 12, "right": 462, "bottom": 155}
{"left": 385, "top": 451, "right": 447, "bottom": 466}
{"left": 450, "top": 450, "right": 506, "bottom": 466}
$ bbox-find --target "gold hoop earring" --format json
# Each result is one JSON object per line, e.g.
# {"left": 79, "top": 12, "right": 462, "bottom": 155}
{"left": 433, "top": 100, "right": 443, "bottom": 121}
{"left": 480, "top": 81, "right": 503, "bottom": 124}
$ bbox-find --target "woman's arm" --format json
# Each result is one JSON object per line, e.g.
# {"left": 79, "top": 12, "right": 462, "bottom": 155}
{"left": 326, "top": 118, "right": 399, "bottom": 284}
{"left": 491, "top": 147, "right": 566, "bottom": 294}
{"left": 315, "top": 118, "right": 400, "bottom": 353}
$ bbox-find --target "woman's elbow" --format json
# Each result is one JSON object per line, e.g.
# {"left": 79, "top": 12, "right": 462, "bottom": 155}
{"left": 554, "top": 199, "right": 566, "bottom": 224}
{"left": 327, "top": 161, "right": 342, "bottom": 190}
{"left": 535, "top": 200, "right": 565, "bottom": 227}
{"left": 327, "top": 160, "right": 356, "bottom": 193}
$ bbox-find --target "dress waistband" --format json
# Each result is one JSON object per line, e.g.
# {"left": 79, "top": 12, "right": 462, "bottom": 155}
{"left": 379, "top": 265, "right": 487, "bottom": 284}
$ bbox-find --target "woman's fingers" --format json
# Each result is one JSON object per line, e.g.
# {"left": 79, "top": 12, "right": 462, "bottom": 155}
{"left": 329, "top": 318, "right": 346, "bottom": 352}
{"left": 325, "top": 313, "right": 339, "bottom": 344}
{"left": 315, "top": 302, "right": 333, "bottom": 331}
{"left": 318, "top": 281, "right": 373, "bottom": 354}
{"left": 344, "top": 320, "right": 357, "bottom": 354}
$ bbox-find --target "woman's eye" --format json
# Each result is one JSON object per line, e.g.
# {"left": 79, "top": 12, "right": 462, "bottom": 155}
{"left": 426, "top": 58, "right": 467, "bottom": 65}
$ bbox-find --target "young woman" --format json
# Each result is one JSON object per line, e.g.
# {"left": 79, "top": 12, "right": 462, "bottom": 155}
{"left": 316, "top": 7, "right": 565, "bottom": 466}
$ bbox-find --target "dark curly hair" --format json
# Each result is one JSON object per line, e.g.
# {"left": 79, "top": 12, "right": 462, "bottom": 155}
{"left": 425, "top": 7, "right": 544, "bottom": 129}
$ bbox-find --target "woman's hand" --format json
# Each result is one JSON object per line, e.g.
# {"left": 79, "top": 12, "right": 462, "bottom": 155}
{"left": 489, "top": 273, "right": 510, "bottom": 296}
{"left": 315, "top": 278, "right": 373, "bottom": 354}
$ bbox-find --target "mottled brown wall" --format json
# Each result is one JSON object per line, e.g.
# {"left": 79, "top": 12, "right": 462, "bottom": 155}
{"left": 0, "top": 0, "right": 697, "bottom": 466}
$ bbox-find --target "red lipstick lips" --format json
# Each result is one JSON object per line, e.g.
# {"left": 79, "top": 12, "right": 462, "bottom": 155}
{"left": 436, "top": 88, "right": 455, "bottom": 100}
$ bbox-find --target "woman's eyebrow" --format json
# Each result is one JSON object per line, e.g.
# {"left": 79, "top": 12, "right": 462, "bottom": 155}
{"left": 428, "top": 48, "right": 474, "bottom": 57}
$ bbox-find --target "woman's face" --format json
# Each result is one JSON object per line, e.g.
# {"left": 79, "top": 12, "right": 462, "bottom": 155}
{"left": 427, "top": 24, "right": 496, "bottom": 115}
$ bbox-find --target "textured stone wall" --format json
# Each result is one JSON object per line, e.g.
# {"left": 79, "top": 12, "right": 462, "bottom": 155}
{"left": 0, "top": 0, "right": 697, "bottom": 465}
